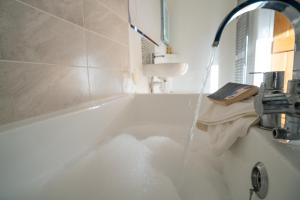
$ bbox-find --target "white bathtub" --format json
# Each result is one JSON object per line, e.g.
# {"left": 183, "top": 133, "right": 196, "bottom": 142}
{"left": 0, "top": 94, "right": 299, "bottom": 200}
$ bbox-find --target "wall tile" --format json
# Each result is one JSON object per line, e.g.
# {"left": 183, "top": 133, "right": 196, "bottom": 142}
{"left": 87, "top": 32, "right": 129, "bottom": 70}
{"left": 0, "top": 0, "right": 130, "bottom": 126}
{"left": 98, "top": 0, "right": 128, "bottom": 20}
{"left": 19, "top": 0, "right": 84, "bottom": 26}
{"left": 0, "top": 61, "right": 90, "bottom": 125}
{"left": 0, "top": 96, "right": 14, "bottom": 126}
{"left": 0, "top": 0, "right": 87, "bottom": 67}
{"left": 84, "top": 0, "right": 129, "bottom": 45}
{"left": 88, "top": 68, "right": 123, "bottom": 98}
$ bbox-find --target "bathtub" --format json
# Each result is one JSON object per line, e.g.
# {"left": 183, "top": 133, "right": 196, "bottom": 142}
{"left": 0, "top": 94, "right": 299, "bottom": 200}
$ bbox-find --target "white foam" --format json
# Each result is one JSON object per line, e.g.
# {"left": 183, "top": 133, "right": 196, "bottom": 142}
{"left": 36, "top": 134, "right": 230, "bottom": 200}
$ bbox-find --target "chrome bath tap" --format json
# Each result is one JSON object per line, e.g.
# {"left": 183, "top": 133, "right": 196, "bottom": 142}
{"left": 212, "top": 0, "right": 300, "bottom": 140}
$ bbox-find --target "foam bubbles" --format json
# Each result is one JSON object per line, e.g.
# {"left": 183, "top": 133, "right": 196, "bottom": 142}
{"left": 38, "top": 134, "right": 230, "bottom": 200}
{"left": 40, "top": 135, "right": 180, "bottom": 200}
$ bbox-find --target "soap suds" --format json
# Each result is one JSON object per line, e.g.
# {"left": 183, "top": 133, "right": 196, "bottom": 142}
{"left": 37, "top": 134, "right": 230, "bottom": 200}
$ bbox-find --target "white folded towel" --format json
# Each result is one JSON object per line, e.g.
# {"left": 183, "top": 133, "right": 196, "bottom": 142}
{"left": 197, "top": 96, "right": 259, "bottom": 156}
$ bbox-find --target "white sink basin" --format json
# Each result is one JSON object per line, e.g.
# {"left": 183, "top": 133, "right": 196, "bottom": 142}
{"left": 143, "top": 63, "right": 188, "bottom": 78}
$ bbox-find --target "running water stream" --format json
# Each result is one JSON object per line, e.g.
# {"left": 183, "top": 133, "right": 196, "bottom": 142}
{"left": 183, "top": 47, "right": 218, "bottom": 164}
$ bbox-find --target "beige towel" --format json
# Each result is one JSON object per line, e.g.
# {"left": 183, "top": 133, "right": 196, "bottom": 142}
{"left": 197, "top": 96, "right": 259, "bottom": 156}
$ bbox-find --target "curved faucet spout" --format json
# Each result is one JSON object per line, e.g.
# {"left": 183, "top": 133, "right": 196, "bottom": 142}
{"left": 212, "top": 0, "right": 300, "bottom": 78}
{"left": 213, "top": 0, "right": 300, "bottom": 47}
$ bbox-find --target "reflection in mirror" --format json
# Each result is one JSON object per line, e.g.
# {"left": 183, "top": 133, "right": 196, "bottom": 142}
{"left": 234, "top": 9, "right": 295, "bottom": 91}
{"left": 271, "top": 12, "right": 295, "bottom": 92}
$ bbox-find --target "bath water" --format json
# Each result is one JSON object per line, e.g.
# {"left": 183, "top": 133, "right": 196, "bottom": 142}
{"left": 38, "top": 134, "right": 230, "bottom": 200}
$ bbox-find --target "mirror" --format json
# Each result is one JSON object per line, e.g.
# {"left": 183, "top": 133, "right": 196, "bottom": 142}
{"left": 129, "top": 0, "right": 161, "bottom": 46}
{"left": 161, "top": 0, "right": 170, "bottom": 45}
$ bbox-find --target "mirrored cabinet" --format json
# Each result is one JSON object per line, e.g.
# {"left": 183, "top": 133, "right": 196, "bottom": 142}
{"left": 129, "top": 0, "right": 162, "bottom": 45}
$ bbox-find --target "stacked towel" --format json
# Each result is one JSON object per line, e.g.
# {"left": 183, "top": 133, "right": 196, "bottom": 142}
{"left": 197, "top": 96, "right": 259, "bottom": 156}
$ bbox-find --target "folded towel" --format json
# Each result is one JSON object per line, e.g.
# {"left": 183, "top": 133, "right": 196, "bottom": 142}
{"left": 197, "top": 96, "right": 259, "bottom": 156}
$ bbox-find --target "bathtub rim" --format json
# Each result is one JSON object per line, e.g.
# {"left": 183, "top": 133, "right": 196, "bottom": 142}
{"left": 0, "top": 94, "right": 133, "bottom": 135}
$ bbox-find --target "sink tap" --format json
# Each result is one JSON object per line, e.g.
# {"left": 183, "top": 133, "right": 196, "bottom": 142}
{"left": 212, "top": 0, "right": 300, "bottom": 140}
{"left": 151, "top": 53, "right": 165, "bottom": 64}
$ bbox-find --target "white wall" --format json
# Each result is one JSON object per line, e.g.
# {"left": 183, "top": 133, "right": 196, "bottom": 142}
{"left": 169, "top": 0, "right": 237, "bottom": 93}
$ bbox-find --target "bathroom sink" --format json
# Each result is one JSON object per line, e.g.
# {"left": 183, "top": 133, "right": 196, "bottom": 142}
{"left": 143, "top": 63, "right": 188, "bottom": 78}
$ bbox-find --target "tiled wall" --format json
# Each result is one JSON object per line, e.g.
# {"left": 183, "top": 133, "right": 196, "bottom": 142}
{"left": 141, "top": 37, "right": 155, "bottom": 65}
{"left": 0, "top": 0, "right": 129, "bottom": 125}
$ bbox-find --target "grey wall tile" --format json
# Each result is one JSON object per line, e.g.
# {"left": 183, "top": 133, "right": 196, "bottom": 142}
{"left": 87, "top": 32, "right": 129, "bottom": 70}
{"left": 0, "top": 96, "right": 14, "bottom": 126}
{"left": 0, "top": 0, "right": 87, "bottom": 67}
{"left": 0, "top": 61, "right": 90, "bottom": 125}
{"left": 98, "top": 0, "right": 128, "bottom": 20}
{"left": 0, "top": 0, "right": 130, "bottom": 125}
{"left": 84, "top": 0, "right": 129, "bottom": 45}
{"left": 88, "top": 68, "right": 123, "bottom": 98}
{"left": 19, "top": 0, "right": 84, "bottom": 26}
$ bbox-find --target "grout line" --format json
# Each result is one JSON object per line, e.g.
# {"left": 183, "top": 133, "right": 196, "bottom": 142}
{"left": 84, "top": 66, "right": 127, "bottom": 72}
{"left": 85, "top": 26, "right": 129, "bottom": 48}
{"left": 0, "top": 59, "right": 127, "bottom": 73}
{"left": 86, "top": 51, "right": 92, "bottom": 99}
{"left": 94, "top": 0, "right": 129, "bottom": 24}
{"left": 0, "top": 59, "right": 87, "bottom": 69}
{"left": 14, "top": 0, "right": 129, "bottom": 48}
{"left": 82, "top": 1, "right": 92, "bottom": 98}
